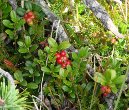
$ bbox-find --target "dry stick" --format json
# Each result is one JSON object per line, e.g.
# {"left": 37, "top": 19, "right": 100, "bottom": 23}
{"left": 40, "top": 57, "right": 49, "bottom": 110}
{"left": 116, "top": 0, "right": 126, "bottom": 22}
{"left": 76, "top": 91, "right": 82, "bottom": 110}
{"left": 55, "top": 20, "right": 61, "bottom": 40}
{"left": 32, "top": 95, "right": 49, "bottom": 110}
{"left": 0, "top": 68, "right": 15, "bottom": 86}
{"left": 32, "top": 97, "right": 39, "bottom": 110}
{"left": 40, "top": 72, "right": 45, "bottom": 110}
{"left": 90, "top": 55, "right": 97, "bottom": 109}
{"left": 83, "top": 0, "right": 124, "bottom": 38}
{"left": 21, "top": 0, "right": 24, "bottom": 8}
{"left": 90, "top": 77, "right": 97, "bottom": 109}
{"left": 8, "top": 0, "right": 17, "bottom": 10}
{"left": 48, "top": 87, "right": 59, "bottom": 109}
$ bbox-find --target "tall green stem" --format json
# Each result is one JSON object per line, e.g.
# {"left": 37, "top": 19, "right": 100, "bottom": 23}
{"left": 114, "top": 66, "right": 129, "bottom": 110}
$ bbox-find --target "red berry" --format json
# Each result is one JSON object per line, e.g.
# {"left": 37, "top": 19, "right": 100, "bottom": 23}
{"left": 28, "top": 20, "right": 33, "bottom": 25}
{"left": 26, "top": 18, "right": 32, "bottom": 22}
{"left": 103, "top": 93, "right": 108, "bottom": 97}
{"left": 55, "top": 52, "right": 61, "bottom": 58}
{"left": 66, "top": 60, "right": 71, "bottom": 65}
{"left": 56, "top": 58, "right": 62, "bottom": 64}
{"left": 61, "top": 63, "right": 67, "bottom": 68}
{"left": 101, "top": 86, "right": 107, "bottom": 93}
{"left": 24, "top": 11, "right": 35, "bottom": 24}
{"left": 27, "top": 11, "right": 35, "bottom": 19}
{"left": 60, "top": 50, "right": 66, "bottom": 57}
{"left": 105, "top": 87, "right": 111, "bottom": 94}
{"left": 26, "top": 18, "right": 33, "bottom": 25}
{"left": 61, "top": 56, "right": 68, "bottom": 62}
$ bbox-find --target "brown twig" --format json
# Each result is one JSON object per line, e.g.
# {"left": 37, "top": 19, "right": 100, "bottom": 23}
{"left": 8, "top": 0, "right": 17, "bottom": 10}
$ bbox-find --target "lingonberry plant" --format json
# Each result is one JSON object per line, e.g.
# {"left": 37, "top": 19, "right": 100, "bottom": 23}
{"left": 0, "top": 0, "right": 129, "bottom": 110}
{"left": 94, "top": 68, "right": 126, "bottom": 94}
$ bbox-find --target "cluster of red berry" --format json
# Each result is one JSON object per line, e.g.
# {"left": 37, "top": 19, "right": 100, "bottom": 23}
{"left": 24, "top": 11, "right": 35, "bottom": 25}
{"left": 101, "top": 86, "right": 111, "bottom": 97}
{"left": 55, "top": 50, "right": 71, "bottom": 68}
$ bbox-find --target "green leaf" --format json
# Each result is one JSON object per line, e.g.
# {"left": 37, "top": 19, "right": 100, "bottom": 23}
{"left": 110, "top": 84, "right": 118, "bottom": 94}
{"left": 19, "top": 19, "right": 25, "bottom": 25}
{"left": 62, "top": 85, "right": 69, "bottom": 92}
{"left": 25, "top": 36, "right": 31, "bottom": 47}
{"left": 94, "top": 72, "right": 106, "bottom": 85}
{"left": 30, "top": 44, "right": 38, "bottom": 52}
{"left": 32, "top": 3, "right": 42, "bottom": 12}
{"left": 66, "top": 65, "right": 72, "bottom": 72}
{"left": 70, "top": 92, "right": 75, "bottom": 98}
{"left": 5, "top": 29, "right": 14, "bottom": 39}
{"left": 50, "top": 47, "right": 58, "bottom": 53}
{"left": 104, "top": 69, "right": 116, "bottom": 81}
{"left": 24, "top": 66, "right": 33, "bottom": 74}
{"left": 59, "top": 68, "right": 67, "bottom": 78}
{"left": 48, "top": 37, "right": 58, "bottom": 48}
{"left": 3, "top": 20, "right": 13, "bottom": 28}
{"left": 110, "top": 70, "right": 116, "bottom": 80}
{"left": 24, "top": 54, "right": 32, "bottom": 59}
{"left": 27, "top": 83, "right": 38, "bottom": 89}
{"left": 78, "top": 47, "right": 89, "bottom": 58}
{"left": 29, "top": 27, "right": 35, "bottom": 35}
{"left": 34, "top": 71, "right": 40, "bottom": 76}
{"left": 41, "top": 67, "right": 51, "bottom": 73}
{"left": 113, "top": 75, "right": 125, "bottom": 84}
{"left": 38, "top": 49, "right": 44, "bottom": 59}
{"left": 72, "top": 52, "right": 78, "bottom": 60}
{"left": 54, "top": 65, "right": 60, "bottom": 72}
{"left": 19, "top": 48, "right": 28, "bottom": 53}
{"left": 2, "top": 5, "right": 12, "bottom": 18}
{"left": 25, "top": 61, "right": 32, "bottom": 66}
{"left": 16, "top": 7, "right": 26, "bottom": 16}
{"left": 16, "top": 19, "right": 25, "bottom": 30}
{"left": 17, "top": 41, "right": 24, "bottom": 47}
{"left": 58, "top": 41, "right": 71, "bottom": 50}
{"left": 44, "top": 46, "right": 50, "bottom": 53}
{"left": 25, "top": 1, "right": 32, "bottom": 10}
{"left": 86, "top": 82, "right": 93, "bottom": 91}
{"left": 63, "top": 80, "right": 72, "bottom": 87}
{"left": 34, "top": 77, "right": 41, "bottom": 84}
{"left": 10, "top": 10, "right": 17, "bottom": 22}
{"left": 20, "top": 80, "right": 27, "bottom": 86}
{"left": 14, "top": 70, "right": 23, "bottom": 82}
{"left": 36, "top": 11, "right": 45, "bottom": 20}
{"left": 1, "top": 3, "right": 7, "bottom": 10}
{"left": 119, "top": 22, "right": 127, "bottom": 34}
